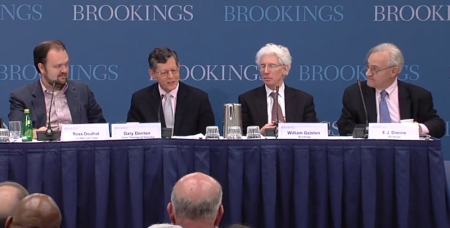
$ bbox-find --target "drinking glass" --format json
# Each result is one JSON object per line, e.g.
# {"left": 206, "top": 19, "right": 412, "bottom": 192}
{"left": 0, "top": 129, "right": 9, "bottom": 143}
{"left": 226, "top": 126, "right": 242, "bottom": 139}
{"left": 205, "top": 126, "right": 220, "bottom": 139}
{"left": 8, "top": 121, "right": 21, "bottom": 142}
{"left": 246, "top": 126, "right": 261, "bottom": 139}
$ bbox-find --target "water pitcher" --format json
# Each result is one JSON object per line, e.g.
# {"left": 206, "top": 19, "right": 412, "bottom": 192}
{"left": 222, "top": 103, "right": 242, "bottom": 137}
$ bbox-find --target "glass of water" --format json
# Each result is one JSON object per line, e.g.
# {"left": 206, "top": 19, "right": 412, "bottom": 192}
{"left": 247, "top": 126, "right": 262, "bottom": 139}
{"left": 227, "top": 126, "right": 242, "bottom": 139}
{"left": 205, "top": 126, "right": 220, "bottom": 139}
{"left": 8, "top": 121, "right": 21, "bottom": 142}
{"left": 0, "top": 129, "right": 9, "bottom": 143}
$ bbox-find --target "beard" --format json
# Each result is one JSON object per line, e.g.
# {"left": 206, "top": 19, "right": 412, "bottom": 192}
{"left": 44, "top": 73, "right": 67, "bottom": 88}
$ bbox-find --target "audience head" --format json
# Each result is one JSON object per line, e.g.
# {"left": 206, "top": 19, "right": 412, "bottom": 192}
{"left": 365, "top": 42, "right": 404, "bottom": 90}
{"left": 168, "top": 172, "right": 223, "bottom": 228}
{"left": 5, "top": 193, "right": 61, "bottom": 228}
{"left": 255, "top": 43, "right": 292, "bottom": 89}
{"left": 0, "top": 182, "right": 29, "bottom": 228}
{"left": 33, "top": 40, "right": 69, "bottom": 88}
{"left": 148, "top": 224, "right": 183, "bottom": 228}
{"left": 148, "top": 47, "right": 180, "bottom": 93}
{"left": 227, "top": 225, "right": 251, "bottom": 228}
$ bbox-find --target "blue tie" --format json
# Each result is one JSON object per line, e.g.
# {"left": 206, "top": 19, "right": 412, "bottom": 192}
{"left": 379, "top": 90, "right": 391, "bottom": 123}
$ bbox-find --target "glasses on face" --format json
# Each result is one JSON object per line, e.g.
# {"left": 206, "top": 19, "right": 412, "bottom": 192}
{"left": 364, "top": 65, "right": 396, "bottom": 75}
{"left": 155, "top": 67, "right": 180, "bottom": 77}
{"left": 258, "top": 64, "right": 283, "bottom": 71}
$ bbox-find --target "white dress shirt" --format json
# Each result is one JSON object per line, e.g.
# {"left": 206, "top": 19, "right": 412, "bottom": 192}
{"left": 158, "top": 83, "right": 179, "bottom": 115}
{"left": 265, "top": 83, "right": 286, "bottom": 123}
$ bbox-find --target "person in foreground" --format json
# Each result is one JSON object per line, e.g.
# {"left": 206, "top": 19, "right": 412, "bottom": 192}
{"left": 238, "top": 43, "right": 318, "bottom": 135}
{"left": 8, "top": 40, "right": 106, "bottom": 138}
{"left": 0, "top": 182, "right": 29, "bottom": 228}
{"left": 167, "top": 172, "right": 224, "bottom": 228}
{"left": 5, "top": 193, "right": 61, "bottom": 228}
{"left": 337, "top": 43, "right": 445, "bottom": 138}
{"left": 148, "top": 224, "right": 183, "bottom": 228}
{"left": 126, "top": 47, "right": 215, "bottom": 136}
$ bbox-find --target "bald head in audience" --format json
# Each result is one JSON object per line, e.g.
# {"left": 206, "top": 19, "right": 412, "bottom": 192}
{"left": 168, "top": 172, "right": 223, "bottom": 228}
{"left": 5, "top": 193, "right": 61, "bottom": 228}
{"left": 0, "top": 182, "right": 29, "bottom": 228}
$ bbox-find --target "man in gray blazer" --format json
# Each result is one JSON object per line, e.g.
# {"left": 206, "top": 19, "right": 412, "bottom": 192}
{"left": 8, "top": 40, "right": 106, "bottom": 137}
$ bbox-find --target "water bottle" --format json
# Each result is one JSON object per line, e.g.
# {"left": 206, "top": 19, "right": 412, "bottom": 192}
{"left": 21, "top": 109, "right": 33, "bottom": 141}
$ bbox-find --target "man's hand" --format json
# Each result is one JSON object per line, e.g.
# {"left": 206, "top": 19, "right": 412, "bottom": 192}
{"left": 260, "top": 121, "right": 277, "bottom": 135}
{"left": 413, "top": 121, "right": 422, "bottom": 134}
{"left": 33, "top": 126, "right": 47, "bottom": 139}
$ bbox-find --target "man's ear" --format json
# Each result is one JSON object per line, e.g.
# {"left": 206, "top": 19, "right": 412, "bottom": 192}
{"left": 5, "top": 216, "right": 13, "bottom": 228}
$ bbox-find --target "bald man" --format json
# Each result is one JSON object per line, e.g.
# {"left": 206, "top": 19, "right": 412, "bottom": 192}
{"left": 0, "top": 182, "right": 29, "bottom": 228}
{"left": 5, "top": 193, "right": 61, "bottom": 228}
{"left": 167, "top": 172, "right": 224, "bottom": 228}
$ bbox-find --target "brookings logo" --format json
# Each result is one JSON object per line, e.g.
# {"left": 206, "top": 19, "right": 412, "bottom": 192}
{"left": 224, "top": 5, "right": 344, "bottom": 22}
{"left": 73, "top": 5, "right": 194, "bottom": 21}
{"left": 374, "top": 5, "right": 450, "bottom": 21}
{"left": 0, "top": 64, "right": 119, "bottom": 81}
{"left": 0, "top": 4, "right": 43, "bottom": 21}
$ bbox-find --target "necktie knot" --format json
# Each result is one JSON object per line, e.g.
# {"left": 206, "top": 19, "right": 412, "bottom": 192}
{"left": 270, "top": 91, "right": 278, "bottom": 99}
{"left": 381, "top": 90, "right": 388, "bottom": 100}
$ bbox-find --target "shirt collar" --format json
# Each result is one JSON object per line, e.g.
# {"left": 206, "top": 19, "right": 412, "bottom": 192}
{"left": 40, "top": 78, "right": 68, "bottom": 94}
{"left": 376, "top": 79, "right": 397, "bottom": 96}
{"left": 265, "top": 82, "right": 285, "bottom": 98}
{"left": 158, "top": 83, "right": 179, "bottom": 98}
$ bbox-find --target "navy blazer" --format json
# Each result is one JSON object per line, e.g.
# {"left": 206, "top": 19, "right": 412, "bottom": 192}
{"left": 8, "top": 80, "right": 107, "bottom": 128}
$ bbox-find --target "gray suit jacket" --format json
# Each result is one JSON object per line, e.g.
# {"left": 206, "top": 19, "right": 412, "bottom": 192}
{"left": 8, "top": 80, "right": 106, "bottom": 128}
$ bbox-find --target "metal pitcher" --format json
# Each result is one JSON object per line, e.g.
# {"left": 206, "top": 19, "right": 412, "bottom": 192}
{"left": 223, "top": 103, "right": 242, "bottom": 137}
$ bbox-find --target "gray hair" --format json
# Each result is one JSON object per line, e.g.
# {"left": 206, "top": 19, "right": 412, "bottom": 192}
{"left": 367, "top": 43, "right": 404, "bottom": 73}
{"left": 171, "top": 187, "right": 223, "bottom": 221}
{"left": 255, "top": 43, "right": 292, "bottom": 74}
{"left": 148, "top": 224, "right": 183, "bottom": 228}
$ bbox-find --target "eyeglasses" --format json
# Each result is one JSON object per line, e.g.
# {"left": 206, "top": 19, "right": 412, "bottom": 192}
{"left": 364, "top": 65, "right": 396, "bottom": 75}
{"left": 258, "top": 64, "right": 283, "bottom": 71}
{"left": 154, "top": 68, "right": 180, "bottom": 77}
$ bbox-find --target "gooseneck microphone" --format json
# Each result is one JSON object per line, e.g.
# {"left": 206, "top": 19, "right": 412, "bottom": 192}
{"left": 158, "top": 94, "right": 164, "bottom": 124}
{"left": 158, "top": 94, "right": 172, "bottom": 138}
{"left": 352, "top": 79, "right": 369, "bottom": 138}
{"left": 275, "top": 85, "right": 280, "bottom": 139}
{"left": 36, "top": 80, "right": 61, "bottom": 141}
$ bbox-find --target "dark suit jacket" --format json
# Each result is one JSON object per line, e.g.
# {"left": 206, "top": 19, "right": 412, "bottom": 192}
{"left": 238, "top": 84, "right": 318, "bottom": 134}
{"left": 126, "top": 82, "right": 215, "bottom": 136}
{"left": 8, "top": 80, "right": 107, "bottom": 128}
{"left": 337, "top": 80, "right": 445, "bottom": 138}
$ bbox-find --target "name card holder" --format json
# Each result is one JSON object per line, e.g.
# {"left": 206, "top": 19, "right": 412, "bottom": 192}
{"left": 61, "top": 123, "right": 110, "bottom": 141}
{"left": 278, "top": 123, "right": 328, "bottom": 139}
{"left": 111, "top": 123, "right": 161, "bottom": 140}
{"left": 368, "top": 123, "right": 419, "bottom": 140}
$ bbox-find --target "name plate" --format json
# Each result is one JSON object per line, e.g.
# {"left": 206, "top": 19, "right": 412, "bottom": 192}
{"left": 368, "top": 123, "right": 419, "bottom": 140}
{"left": 111, "top": 123, "right": 161, "bottom": 139}
{"left": 61, "top": 123, "right": 110, "bottom": 141}
{"left": 278, "top": 123, "right": 328, "bottom": 139}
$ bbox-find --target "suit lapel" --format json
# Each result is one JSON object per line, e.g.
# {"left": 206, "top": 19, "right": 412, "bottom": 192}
{"left": 397, "top": 81, "right": 412, "bottom": 119}
{"left": 65, "top": 83, "right": 81, "bottom": 124}
{"left": 254, "top": 85, "right": 268, "bottom": 126}
{"left": 363, "top": 83, "right": 377, "bottom": 123}
{"left": 284, "top": 85, "right": 297, "bottom": 122}
{"left": 31, "top": 81, "right": 47, "bottom": 127}
{"left": 174, "top": 83, "right": 187, "bottom": 133}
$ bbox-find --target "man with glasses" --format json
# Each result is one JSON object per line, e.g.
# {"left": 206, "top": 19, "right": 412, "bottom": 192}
{"left": 337, "top": 43, "right": 445, "bottom": 138}
{"left": 238, "top": 43, "right": 318, "bottom": 135}
{"left": 126, "top": 47, "right": 215, "bottom": 136}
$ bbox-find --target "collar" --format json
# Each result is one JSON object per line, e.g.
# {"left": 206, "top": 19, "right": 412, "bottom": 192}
{"left": 158, "top": 83, "right": 179, "bottom": 98}
{"left": 265, "top": 82, "right": 285, "bottom": 98}
{"left": 40, "top": 78, "right": 68, "bottom": 93}
{"left": 376, "top": 79, "right": 397, "bottom": 96}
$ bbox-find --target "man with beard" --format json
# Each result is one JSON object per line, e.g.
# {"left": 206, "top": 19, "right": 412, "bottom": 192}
{"left": 8, "top": 40, "right": 106, "bottom": 138}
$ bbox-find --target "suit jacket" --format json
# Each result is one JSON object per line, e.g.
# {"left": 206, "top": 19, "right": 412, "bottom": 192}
{"left": 337, "top": 80, "right": 445, "bottom": 138}
{"left": 238, "top": 84, "right": 318, "bottom": 134}
{"left": 126, "top": 82, "right": 215, "bottom": 136}
{"left": 8, "top": 80, "right": 107, "bottom": 128}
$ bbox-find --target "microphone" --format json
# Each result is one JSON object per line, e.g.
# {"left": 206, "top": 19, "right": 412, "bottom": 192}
{"left": 275, "top": 85, "right": 280, "bottom": 139}
{"left": 36, "top": 80, "right": 61, "bottom": 141}
{"left": 158, "top": 94, "right": 172, "bottom": 138}
{"left": 0, "top": 118, "right": 4, "bottom": 129}
{"left": 352, "top": 79, "right": 368, "bottom": 138}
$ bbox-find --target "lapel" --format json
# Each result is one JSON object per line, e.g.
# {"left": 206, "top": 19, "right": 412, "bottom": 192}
{"left": 150, "top": 84, "right": 166, "bottom": 127}
{"left": 362, "top": 82, "right": 377, "bottom": 123}
{"left": 254, "top": 85, "right": 268, "bottom": 125}
{"left": 174, "top": 83, "right": 187, "bottom": 132}
{"left": 284, "top": 85, "right": 298, "bottom": 122}
{"left": 31, "top": 80, "right": 47, "bottom": 127}
{"left": 65, "top": 82, "right": 81, "bottom": 124}
{"left": 397, "top": 81, "right": 412, "bottom": 119}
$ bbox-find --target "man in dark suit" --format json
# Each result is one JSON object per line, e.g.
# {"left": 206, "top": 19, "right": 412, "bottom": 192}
{"left": 8, "top": 40, "right": 106, "bottom": 138}
{"left": 337, "top": 43, "right": 445, "bottom": 138}
{"left": 238, "top": 43, "right": 318, "bottom": 135}
{"left": 126, "top": 47, "right": 215, "bottom": 136}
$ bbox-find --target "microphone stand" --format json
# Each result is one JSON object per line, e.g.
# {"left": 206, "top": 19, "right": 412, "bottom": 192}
{"left": 264, "top": 86, "right": 280, "bottom": 137}
{"left": 352, "top": 79, "right": 369, "bottom": 138}
{"left": 158, "top": 94, "right": 172, "bottom": 138}
{"left": 37, "top": 80, "right": 61, "bottom": 141}
{"left": 275, "top": 85, "right": 279, "bottom": 139}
